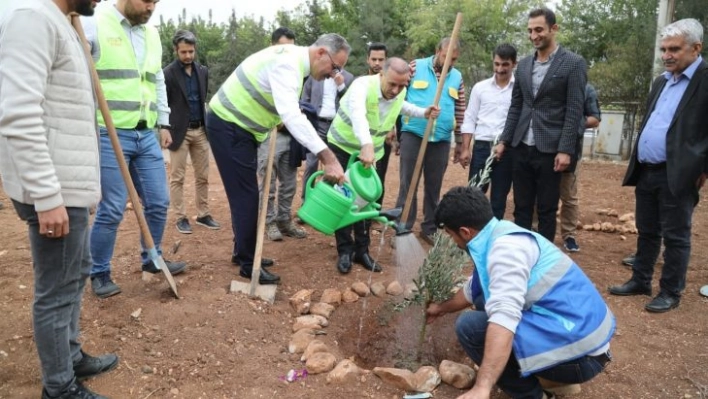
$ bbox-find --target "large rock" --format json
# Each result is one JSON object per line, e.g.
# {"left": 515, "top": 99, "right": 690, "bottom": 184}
{"left": 310, "top": 302, "right": 335, "bottom": 319}
{"left": 386, "top": 281, "right": 404, "bottom": 296}
{"left": 320, "top": 288, "right": 342, "bottom": 305}
{"left": 373, "top": 367, "right": 416, "bottom": 391}
{"left": 289, "top": 289, "right": 314, "bottom": 315}
{"left": 327, "top": 359, "right": 364, "bottom": 384}
{"left": 414, "top": 366, "right": 441, "bottom": 392}
{"left": 296, "top": 314, "right": 329, "bottom": 327}
{"left": 292, "top": 322, "right": 321, "bottom": 333}
{"left": 301, "top": 339, "right": 329, "bottom": 362}
{"left": 288, "top": 328, "right": 316, "bottom": 354}
{"left": 370, "top": 282, "right": 387, "bottom": 297}
{"left": 439, "top": 360, "right": 476, "bottom": 389}
{"left": 306, "top": 352, "right": 337, "bottom": 374}
{"left": 342, "top": 288, "right": 360, "bottom": 303}
{"left": 351, "top": 282, "right": 371, "bottom": 297}
{"left": 404, "top": 283, "right": 418, "bottom": 300}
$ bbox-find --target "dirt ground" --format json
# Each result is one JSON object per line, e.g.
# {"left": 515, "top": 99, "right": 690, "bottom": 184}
{"left": 1, "top": 153, "right": 707, "bottom": 399}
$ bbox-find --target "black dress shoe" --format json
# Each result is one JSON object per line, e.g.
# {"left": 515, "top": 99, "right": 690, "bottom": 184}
{"left": 337, "top": 253, "right": 352, "bottom": 274}
{"left": 645, "top": 292, "right": 680, "bottom": 313}
{"left": 608, "top": 279, "right": 651, "bottom": 296}
{"left": 353, "top": 252, "right": 383, "bottom": 272}
{"left": 73, "top": 350, "right": 119, "bottom": 380}
{"left": 239, "top": 268, "right": 280, "bottom": 284}
{"left": 231, "top": 255, "right": 274, "bottom": 268}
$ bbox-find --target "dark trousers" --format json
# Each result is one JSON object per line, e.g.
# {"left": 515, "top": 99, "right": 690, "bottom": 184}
{"left": 455, "top": 309, "right": 609, "bottom": 399}
{"left": 511, "top": 143, "right": 562, "bottom": 242}
{"left": 395, "top": 132, "right": 450, "bottom": 236}
{"left": 375, "top": 142, "right": 392, "bottom": 207}
{"left": 469, "top": 140, "right": 513, "bottom": 219}
{"left": 331, "top": 145, "right": 371, "bottom": 256}
{"left": 632, "top": 166, "right": 696, "bottom": 297}
{"left": 13, "top": 202, "right": 91, "bottom": 396}
{"left": 206, "top": 111, "right": 260, "bottom": 271}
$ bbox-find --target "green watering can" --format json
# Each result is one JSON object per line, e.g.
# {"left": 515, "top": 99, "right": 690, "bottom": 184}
{"left": 298, "top": 154, "right": 402, "bottom": 235}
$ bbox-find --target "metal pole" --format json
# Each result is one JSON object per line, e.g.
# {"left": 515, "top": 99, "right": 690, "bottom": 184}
{"left": 652, "top": 0, "right": 676, "bottom": 77}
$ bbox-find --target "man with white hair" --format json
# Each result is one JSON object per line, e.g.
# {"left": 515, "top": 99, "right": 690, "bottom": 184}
{"left": 609, "top": 18, "right": 707, "bottom": 313}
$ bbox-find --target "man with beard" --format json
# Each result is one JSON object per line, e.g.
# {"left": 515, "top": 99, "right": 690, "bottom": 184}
{"left": 0, "top": 0, "right": 120, "bottom": 397}
{"left": 82, "top": 0, "right": 188, "bottom": 299}
{"left": 395, "top": 37, "right": 466, "bottom": 244}
{"left": 494, "top": 7, "right": 587, "bottom": 244}
{"left": 163, "top": 30, "right": 220, "bottom": 235}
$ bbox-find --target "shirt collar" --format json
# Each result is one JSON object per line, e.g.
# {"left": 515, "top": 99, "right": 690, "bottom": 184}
{"left": 534, "top": 45, "right": 559, "bottom": 63}
{"left": 492, "top": 74, "right": 515, "bottom": 89}
{"left": 663, "top": 55, "right": 703, "bottom": 82}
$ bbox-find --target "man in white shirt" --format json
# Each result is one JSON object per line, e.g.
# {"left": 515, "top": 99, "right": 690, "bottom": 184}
{"left": 327, "top": 57, "right": 439, "bottom": 273}
{"left": 428, "top": 186, "right": 614, "bottom": 399}
{"left": 207, "top": 34, "right": 349, "bottom": 285}
{"left": 459, "top": 44, "right": 517, "bottom": 219}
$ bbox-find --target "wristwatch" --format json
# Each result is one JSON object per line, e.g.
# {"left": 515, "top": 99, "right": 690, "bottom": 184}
{"left": 158, "top": 124, "right": 171, "bottom": 130}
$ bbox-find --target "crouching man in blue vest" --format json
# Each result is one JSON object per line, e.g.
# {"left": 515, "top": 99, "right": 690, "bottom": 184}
{"left": 427, "top": 186, "right": 615, "bottom": 399}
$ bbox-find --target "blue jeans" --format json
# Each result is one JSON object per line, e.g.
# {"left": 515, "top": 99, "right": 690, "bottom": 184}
{"left": 469, "top": 140, "right": 513, "bottom": 219}
{"left": 13, "top": 202, "right": 91, "bottom": 396}
{"left": 632, "top": 166, "right": 696, "bottom": 297}
{"left": 90, "top": 127, "right": 170, "bottom": 275}
{"left": 455, "top": 310, "right": 607, "bottom": 399}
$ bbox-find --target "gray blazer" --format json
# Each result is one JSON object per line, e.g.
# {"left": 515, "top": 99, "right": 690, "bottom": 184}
{"left": 500, "top": 46, "right": 587, "bottom": 155}
{"left": 300, "top": 69, "right": 354, "bottom": 115}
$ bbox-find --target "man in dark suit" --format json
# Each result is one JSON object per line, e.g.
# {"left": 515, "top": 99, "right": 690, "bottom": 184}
{"left": 495, "top": 7, "right": 587, "bottom": 243}
{"left": 609, "top": 19, "right": 707, "bottom": 313}
{"left": 164, "top": 30, "right": 219, "bottom": 234}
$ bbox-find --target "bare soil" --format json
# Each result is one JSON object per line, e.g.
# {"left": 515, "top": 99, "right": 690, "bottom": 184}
{"left": 1, "top": 154, "right": 707, "bottom": 399}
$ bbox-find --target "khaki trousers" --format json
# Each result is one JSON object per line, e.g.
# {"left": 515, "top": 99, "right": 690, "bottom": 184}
{"left": 169, "top": 127, "right": 211, "bottom": 219}
{"left": 559, "top": 162, "right": 580, "bottom": 239}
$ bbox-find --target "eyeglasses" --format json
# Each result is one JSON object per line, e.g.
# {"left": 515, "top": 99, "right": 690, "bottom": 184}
{"left": 324, "top": 51, "right": 342, "bottom": 74}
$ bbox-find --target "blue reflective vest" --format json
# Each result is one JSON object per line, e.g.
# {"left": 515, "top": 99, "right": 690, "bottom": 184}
{"left": 467, "top": 218, "right": 615, "bottom": 376}
{"left": 401, "top": 56, "right": 461, "bottom": 142}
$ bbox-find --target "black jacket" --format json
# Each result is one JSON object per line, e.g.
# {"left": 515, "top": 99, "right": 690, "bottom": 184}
{"left": 163, "top": 59, "right": 208, "bottom": 151}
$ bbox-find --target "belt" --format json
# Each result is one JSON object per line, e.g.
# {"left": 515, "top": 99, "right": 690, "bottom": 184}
{"left": 134, "top": 120, "right": 148, "bottom": 130}
{"left": 188, "top": 120, "right": 204, "bottom": 129}
{"left": 589, "top": 351, "right": 612, "bottom": 368}
{"left": 318, "top": 117, "right": 333, "bottom": 123}
{"left": 640, "top": 162, "right": 666, "bottom": 170}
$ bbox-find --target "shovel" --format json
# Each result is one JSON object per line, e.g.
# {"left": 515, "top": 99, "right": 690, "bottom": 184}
{"left": 71, "top": 15, "right": 179, "bottom": 298}
{"left": 229, "top": 128, "right": 279, "bottom": 303}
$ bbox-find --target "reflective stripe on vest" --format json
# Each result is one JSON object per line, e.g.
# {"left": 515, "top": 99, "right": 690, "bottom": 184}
{"left": 467, "top": 218, "right": 616, "bottom": 376}
{"left": 209, "top": 45, "right": 306, "bottom": 142}
{"left": 328, "top": 75, "right": 404, "bottom": 159}
{"left": 94, "top": 8, "right": 162, "bottom": 129}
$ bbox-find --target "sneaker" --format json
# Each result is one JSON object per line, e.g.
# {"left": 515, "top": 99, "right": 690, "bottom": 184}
{"left": 42, "top": 380, "right": 108, "bottom": 399}
{"left": 142, "top": 259, "right": 187, "bottom": 275}
{"left": 73, "top": 350, "right": 119, "bottom": 380}
{"left": 175, "top": 218, "right": 192, "bottom": 234}
{"left": 622, "top": 253, "right": 635, "bottom": 267}
{"left": 196, "top": 215, "right": 220, "bottom": 230}
{"left": 90, "top": 273, "right": 121, "bottom": 299}
{"left": 563, "top": 237, "right": 580, "bottom": 252}
{"left": 278, "top": 221, "right": 307, "bottom": 239}
{"left": 266, "top": 222, "right": 283, "bottom": 241}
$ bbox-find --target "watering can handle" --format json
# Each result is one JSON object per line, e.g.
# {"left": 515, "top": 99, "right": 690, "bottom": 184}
{"left": 305, "top": 170, "right": 325, "bottom": 199}
{"left": 346, "top": 151, "right": 361, "bottom": 170}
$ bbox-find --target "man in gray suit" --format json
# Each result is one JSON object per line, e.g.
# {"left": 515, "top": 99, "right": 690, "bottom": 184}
{"left": 300, "top": 64, "right": 354, "bottom": 198}
{"left": 495, "top": 7, "right": 587, "bottom": 243}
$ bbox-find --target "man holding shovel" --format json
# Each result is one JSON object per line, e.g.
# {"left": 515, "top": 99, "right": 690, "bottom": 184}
{"left": 207, "top": 34, "right": 350, "bottom": 285}
{"left": 82, "top": 0, "right": 187, "bottom": 299}
{"left": 0, "top": 0, "right": 119, "bottom": 398}
{"left": 327, "top": 57, "right": 439, "bottom": 274}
